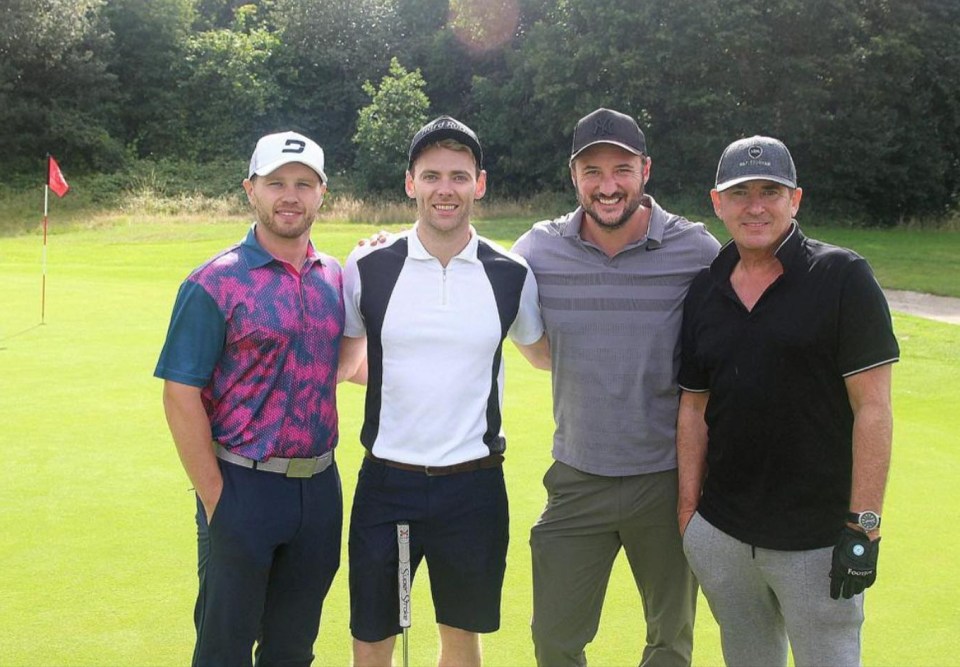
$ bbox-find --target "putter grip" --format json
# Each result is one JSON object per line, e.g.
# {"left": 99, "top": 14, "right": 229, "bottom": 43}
{"left": 397, "top": 522, "right": 412, "bottom": 628}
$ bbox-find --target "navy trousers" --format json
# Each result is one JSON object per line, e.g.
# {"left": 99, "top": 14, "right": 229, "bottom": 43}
{"left": 192, "top": 459, "right": 342, "bottom": 667}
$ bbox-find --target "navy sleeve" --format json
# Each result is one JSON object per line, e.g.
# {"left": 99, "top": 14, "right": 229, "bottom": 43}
{"left": 154, "top": 280, "right": 226, "bottom": 387}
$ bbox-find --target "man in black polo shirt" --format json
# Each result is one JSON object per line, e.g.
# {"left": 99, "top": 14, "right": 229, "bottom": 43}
{"left": 676, "top": 136, "right": 899, "bottom": 667}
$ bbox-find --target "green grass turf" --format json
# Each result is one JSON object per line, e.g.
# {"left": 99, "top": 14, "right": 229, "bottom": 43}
{"left": 1, "top": 219, "right": 958, "bottom": 665}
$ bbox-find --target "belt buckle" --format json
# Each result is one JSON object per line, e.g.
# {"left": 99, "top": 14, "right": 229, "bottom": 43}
{"left": 424, "top": 465, "right": 437, "bottom": 477}
{"left": 285, "top": 458, "right": 316, "bottom": 478}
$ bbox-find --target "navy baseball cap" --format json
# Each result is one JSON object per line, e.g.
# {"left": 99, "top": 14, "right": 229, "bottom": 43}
{"left": 408, "top": 116, "right": 483, "bottom": 170}
{"left": 570, "top": 108, "right": 646, "bottom": 161}
{"left": 715, "top": 136, "right": 797, "bottom": 191}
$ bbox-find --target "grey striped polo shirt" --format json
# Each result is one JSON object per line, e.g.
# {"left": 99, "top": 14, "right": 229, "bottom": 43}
{"left": 512, "top": 197, "right": 719, "bottom": 476}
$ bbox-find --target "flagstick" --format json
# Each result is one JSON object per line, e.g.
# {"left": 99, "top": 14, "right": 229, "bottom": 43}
{"left": 42, "top": 184, "right": 48, "bottom": 324}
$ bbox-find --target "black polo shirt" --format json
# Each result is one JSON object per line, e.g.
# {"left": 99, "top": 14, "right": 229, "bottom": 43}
{"left": 679, "top": 223, "right": 899, "bottom": 550}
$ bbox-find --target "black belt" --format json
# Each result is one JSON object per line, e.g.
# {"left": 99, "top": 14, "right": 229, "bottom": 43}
{"left": 365, "top": 451, "right": 503, "bottom": 476}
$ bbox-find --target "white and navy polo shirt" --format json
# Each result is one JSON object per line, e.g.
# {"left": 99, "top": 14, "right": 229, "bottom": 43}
{"left": 343, "top": 225, "right": 544, "bottom": 466}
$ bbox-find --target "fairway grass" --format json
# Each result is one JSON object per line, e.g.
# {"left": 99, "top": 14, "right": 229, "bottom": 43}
{"left": 2, "top": 220, "right": 957, "bottom": 666}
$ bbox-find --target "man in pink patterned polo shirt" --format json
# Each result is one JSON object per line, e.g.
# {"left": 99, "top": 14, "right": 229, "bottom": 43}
{"left": 155, "top": 131, "right": 364, "bottom": 666}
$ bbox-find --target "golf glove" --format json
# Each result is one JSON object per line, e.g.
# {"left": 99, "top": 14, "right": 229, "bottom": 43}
{"left": 829, "top": 526, "right": 880, "bottom": 599}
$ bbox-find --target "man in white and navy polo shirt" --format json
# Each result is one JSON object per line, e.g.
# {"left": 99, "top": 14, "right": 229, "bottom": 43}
{"left": 340, "top": 116, "right": 547, "bottom": 667}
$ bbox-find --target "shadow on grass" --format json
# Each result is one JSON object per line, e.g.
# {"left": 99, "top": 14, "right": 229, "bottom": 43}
{"left": 0, "top": 323, "right": 45, "bottom": 347}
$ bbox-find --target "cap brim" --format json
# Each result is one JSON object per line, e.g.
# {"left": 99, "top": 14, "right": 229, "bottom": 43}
{"left": 715, "top": 175, "right": 797, "bottom": 191}
{"left": 409, "top": 129, "right": 482, "bottom": 168}
{"left": 570, "top": 139, "right": 644, "bottom": 161}
{"left": 251, "top": 156, "right": 327, "bottom": 183}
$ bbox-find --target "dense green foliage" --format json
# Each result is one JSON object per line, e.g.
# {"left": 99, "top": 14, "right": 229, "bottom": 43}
{"left": 2, "top": 0, "right": 958, "bottom": 223}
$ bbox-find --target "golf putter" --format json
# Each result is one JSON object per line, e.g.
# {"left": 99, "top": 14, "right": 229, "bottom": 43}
{"left": 397, "top": 522, "right": 412, "bottom": 667}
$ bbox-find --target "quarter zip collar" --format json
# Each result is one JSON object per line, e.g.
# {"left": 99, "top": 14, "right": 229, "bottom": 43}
{"left": 408, "top": 222, "right": 481, "bottom": 264}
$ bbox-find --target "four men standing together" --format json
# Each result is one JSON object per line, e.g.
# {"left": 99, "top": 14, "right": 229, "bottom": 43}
{"left": 157, "top": 110, "right": 897, "bottom": 666}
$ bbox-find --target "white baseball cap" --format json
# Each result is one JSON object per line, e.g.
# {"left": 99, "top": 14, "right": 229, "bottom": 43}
{"left": 248, "top": 131, "right": 327, "bottom": 183}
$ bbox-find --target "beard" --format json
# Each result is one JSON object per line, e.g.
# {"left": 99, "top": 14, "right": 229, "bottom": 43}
{"left": 577, "top": 183, "right": 646, "bottom": 231}
{"left": 579, "top": 195, "right": 642, "bottom": 230}
{"left": 251, "top": 196, "right": 316, "bottom": 239}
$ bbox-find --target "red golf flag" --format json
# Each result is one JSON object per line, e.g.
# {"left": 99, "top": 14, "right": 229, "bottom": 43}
{"left": 48, "top": 156, "right": 70, "bottom": 197}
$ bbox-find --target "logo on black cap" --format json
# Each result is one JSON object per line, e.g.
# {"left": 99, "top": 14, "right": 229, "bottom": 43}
{"left": 593, "top": 117, "right": 615, "bottom": 137}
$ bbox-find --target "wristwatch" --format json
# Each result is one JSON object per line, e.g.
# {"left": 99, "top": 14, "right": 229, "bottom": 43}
{"left": 847, "top": 510, "right": 881, "bottom": 532}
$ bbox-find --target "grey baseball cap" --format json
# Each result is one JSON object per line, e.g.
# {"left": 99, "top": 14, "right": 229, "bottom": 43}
{"left": 408, "top": 115, "right": 483, "bottom": 170}
{"left": 715, "top": 136, "right": 797, "bottom": 191}
{"left": 248, "top": 131, "right": 327, "bottom": 182}
{"left": 570, "top": 108, "right": 646, "bottom": 161}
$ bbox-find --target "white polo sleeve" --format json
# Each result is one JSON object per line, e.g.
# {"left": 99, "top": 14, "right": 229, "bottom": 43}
{"left": 342, "top": 247, "right": 366, "bottom": 338}
{"left": 508, "top": 263, "right": 544, "bottom": 345}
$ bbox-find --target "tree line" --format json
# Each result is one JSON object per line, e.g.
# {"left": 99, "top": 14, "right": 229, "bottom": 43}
{"left": 3, "top": 0, "right": 958, "bottom": 223}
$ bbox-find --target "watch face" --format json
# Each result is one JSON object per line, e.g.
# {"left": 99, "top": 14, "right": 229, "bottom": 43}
{"left": 859, "top": 511, "right": 880, "bottom": 531}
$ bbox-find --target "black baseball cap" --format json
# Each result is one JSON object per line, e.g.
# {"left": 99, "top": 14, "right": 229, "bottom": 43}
{"left": 570, "top": 108, "right": 646, "bottom": 161}
{"left": 715, "top": 136, "right": 797, "bottom": 191}
{"left": 408, "top": 116, "right": 483, "bottom": 170}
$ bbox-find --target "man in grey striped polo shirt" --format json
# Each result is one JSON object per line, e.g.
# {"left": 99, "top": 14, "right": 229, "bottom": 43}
{"left": 512, "top": 108, "right": 720, "bottom": 667}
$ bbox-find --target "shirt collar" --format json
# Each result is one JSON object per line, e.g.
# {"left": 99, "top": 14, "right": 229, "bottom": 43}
{"left": 239, "top": 223, "right": 324, "bottom": 270}
{"left": 408, "top": 222, "right": 481, "bottom": 263}
{"left": 711, "top": 220, "right": 803, "bottom": 281}
{"left": 644, "top": 195, "right": 667, "bottom": 248}
{"left": 562, "top": 195, "right": 665, "bottom": 250}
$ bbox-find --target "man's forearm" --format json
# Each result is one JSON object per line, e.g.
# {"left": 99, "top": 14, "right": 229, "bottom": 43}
{"left": 338, "top": 335, "right": 368, "bottom": 385}
{"left": 514, "top": 333, "right": 551, "bottom": 370}
{"left": 845, "top": 364, "right": 894, "bottom": 538}
{"left": 676, "top": 390, "right": 710, "bottom": 532}
{"left": 162, "top": 381, "right": 222, "bottom": 514}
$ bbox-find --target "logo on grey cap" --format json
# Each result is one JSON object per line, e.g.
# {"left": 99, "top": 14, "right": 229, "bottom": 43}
{"left": 748, "top": 145, "right": 763, "bottom": 159}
